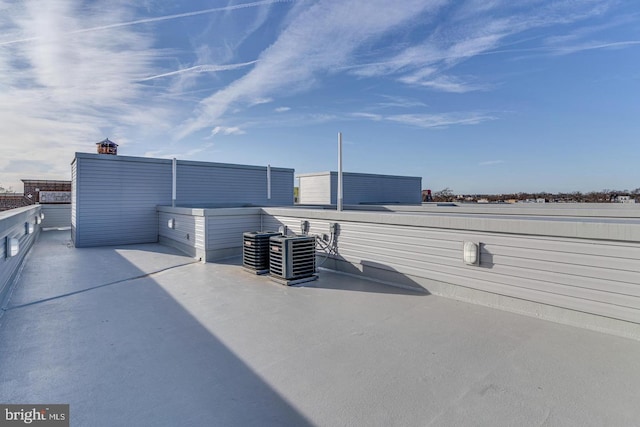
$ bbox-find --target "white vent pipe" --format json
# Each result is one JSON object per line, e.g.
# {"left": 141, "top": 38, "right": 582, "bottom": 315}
{"left": 172, "top": 158, "right": 177, "bottom": 207}
{"left": 337, "top": 132, "right": 343, "bottom": 212}
{"left": 267, "top": 164, "right": 272, "bottom": 200}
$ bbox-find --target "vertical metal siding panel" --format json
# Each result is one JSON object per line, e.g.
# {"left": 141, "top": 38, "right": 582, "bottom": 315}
{"left": 328, "top": 173, "right": 421, "bottom": 204}
{"left": 75, "top": 155, "right": 172, "bottom": 247}
{"left": 270, "top": 170, "right": 294, "bottom": 205}
{"left": 340, "top": 174, "right": 421, "bottom": 204}
{"left": 41, "top": 205, "right": 71, "bottom": 228}
{"left": 175, "top": 164, "right": 293, "bottom": 206}
{"left": 195, "top": 216, "right": 206, "bottom": 250}
{"left": 176, "top": 164, "right": 265, "bottom": 205}
{"left": 330, "top": 174, "right": 338, "bottom": 205}
{"left": 299, "top": 175, "right": 331, "bottom": 205}
{"left": 261, "top": 215, "right": 283, "bottom": 231}
{"left": 75, "top": 154, "right": 293, "bottom": 247}
{"left": 158, "top": 212, "right": 199, "bottom": 251}
{"left": 206, "top": 214, "right": 261, "bottom": 250}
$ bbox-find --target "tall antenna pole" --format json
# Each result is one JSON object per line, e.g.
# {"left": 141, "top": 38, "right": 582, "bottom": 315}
{"left": 267, "top": 164, "right": 272, "bottom": 201}
{"left": 337, "top": 132, "right": 343, "bottom": 212}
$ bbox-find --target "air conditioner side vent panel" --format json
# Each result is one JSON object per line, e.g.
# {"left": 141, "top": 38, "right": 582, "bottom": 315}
{"left": 269, "top": 235, "right": 318, "bottom": 286}
{"left": 243, "top": 231, "right": 282, "bottom": 274}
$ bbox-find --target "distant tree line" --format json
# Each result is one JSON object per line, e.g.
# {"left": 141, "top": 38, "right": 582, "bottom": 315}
{"left": 0, "top": 183, "right": 15, "bottom": 194}
{"left": 423, "top": 188, "right": 640, "bottom": 203}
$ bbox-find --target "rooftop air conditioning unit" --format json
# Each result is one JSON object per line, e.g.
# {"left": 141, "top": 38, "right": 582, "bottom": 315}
{"left": 243, "top": 231, "right": 282, "bottom": 274}
{"left": 269, "top": 235, "right": 317, "bottom": 285}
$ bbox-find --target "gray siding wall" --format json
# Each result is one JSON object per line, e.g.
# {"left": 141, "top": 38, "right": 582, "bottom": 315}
{"left": 261, "top": 208, "right": 640, "bottom": 338}
{"left": 270, "top": 169, "right": 295, "bottom": 206}
{"left": 207, "top": 213, "right": 261, "bottom": 253}
{"left": 176, "top": 161, "right": 293, "bottom": 206}
{"left": 298, "top": 172, "right": 422, "bottom": 205}
{"left": 41, "top": 205, "right": 71, "bottom": 229}
{"left": 158, "top": 210, "right": 205, "bottom": 259}
{"left": 298, "top": 174, "right": 331, "bottom": 205}
{"left": 333, "top": 173, "right": 422, "bottom": 205}
{"left": 73, "top": 154, "right": 172, "bottom": 247}
{"left": 157, "top": 207, "right": 262, "bottom": 261}
{"left": 73, "top": 153, "right": 293, "bottom": 247}
{"left": 0, "top": 205, "right": 41, "bottom": 306}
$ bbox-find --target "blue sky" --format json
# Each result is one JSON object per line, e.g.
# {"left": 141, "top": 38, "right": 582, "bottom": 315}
{"left": 1, "top": 0, "right": 639, "bottom": 194}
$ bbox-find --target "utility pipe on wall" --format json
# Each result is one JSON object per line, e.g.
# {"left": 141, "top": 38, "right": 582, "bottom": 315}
{"left": 337, "top": 132, "right": 343, "bottom": 212}
{"left": 172, "top": 157, "right": 177, "bottom": 207}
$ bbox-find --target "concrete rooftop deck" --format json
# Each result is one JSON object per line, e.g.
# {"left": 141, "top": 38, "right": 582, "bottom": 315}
{"left": 2, "top": 230, "right": 640, "bottom": 426}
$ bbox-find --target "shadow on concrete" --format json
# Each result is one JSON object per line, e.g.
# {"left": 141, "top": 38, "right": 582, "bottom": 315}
{"left": 209, "top": 254, "right": 427, "bottom": 295}
{"left": 310, "top": 256, "right": 429, "bottom": 296}
{"left": 0, "top": 230, "right": 312, "bottom": 426}
{"left": 299, "top": 267, "right": 428, "bottom": 296}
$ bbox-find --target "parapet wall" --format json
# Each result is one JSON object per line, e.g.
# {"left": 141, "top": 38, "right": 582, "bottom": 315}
{"left": 0, "top": 206, "right": 42, "bottom": 308}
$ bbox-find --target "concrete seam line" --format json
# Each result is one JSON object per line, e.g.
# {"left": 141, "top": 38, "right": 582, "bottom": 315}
{"left": 5, "top": 259, "right": 201, "bottom": 311}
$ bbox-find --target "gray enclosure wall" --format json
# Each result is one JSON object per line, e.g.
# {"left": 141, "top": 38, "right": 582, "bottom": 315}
{"left": 41, "top": 204, "right": 71, "bottom": 229}
{"left": 158, "top": 207, "right": 262, "bottom": 261}
{"left": 72, "top": 153, "right": 293, "bottom": 247}
{"left": 298, "top": 172, "right": 422, "bottom": 205}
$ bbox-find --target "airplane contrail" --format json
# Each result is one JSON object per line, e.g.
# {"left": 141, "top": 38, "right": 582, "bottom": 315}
{"left": 139, "top": 60, "right": 259, "bottom": 81}
{"left": 0, "top": 0, "right": 294, "bottom": 46}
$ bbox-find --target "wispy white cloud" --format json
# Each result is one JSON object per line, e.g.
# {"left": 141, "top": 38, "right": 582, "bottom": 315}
{"left": 386, "top": 113, "right": 496, "bottom": 128}
{"left": 174, "top": 0, "right": 631, "bottom": 141}
{"left": 398, "top": 74, "right": 489, "bottom": 93}
{"left": 0, "top": 1, "right": 171, "bottom": 188}
{"left": 211, "top": 126, "right": 246, "bottom": 136}
{"left": 351, "top": 112, "right": 383, "bottom": 121}
{"left": 176, "top": 0, "right": 447, "bottom": 138}
{"left": 547, "top": 40, "right": 640, "bottom": 56}
{"left": 351, "top": 0, "right": 618, "bottom": 91}
{"left": 375, "top": 96, "right": 427, "bottom": 109}
{"left": 2, "top": 0, "right": 636, "bottom": 191}
{"left": 0, "top": 0, "right": 293, "bottom": 46}
{"left": 249, "top": 97, "right": 273, "bottom": 106}
{"left": 352, "top": 111, "right": 496, "bottom": 129}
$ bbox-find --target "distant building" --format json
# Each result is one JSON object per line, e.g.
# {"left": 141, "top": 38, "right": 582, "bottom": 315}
{"left": 0, "top": 194, "right": 28, "bottom": 211}
{"left": 22, "top": 180, "right": 71, "bottom": 204}
{"left": 0, "top": 179, "right": 71, "bottom": 211}
{"left": 614, "top": 195, "right": 636, "bottom": 204}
